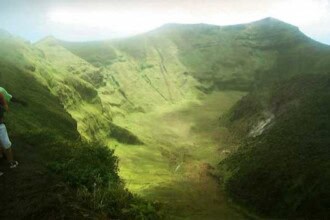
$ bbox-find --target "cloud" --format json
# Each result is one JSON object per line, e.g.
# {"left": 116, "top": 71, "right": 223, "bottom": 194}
{"left": 269, "top": 0, "right": 329, "bottom": 25}
{"left": 1, "top": 0, "right": 329, "bottom": 43}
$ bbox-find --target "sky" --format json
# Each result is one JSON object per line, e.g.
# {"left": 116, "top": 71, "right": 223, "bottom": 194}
{"left": 0, "top": 0, "right": 329, "bottom": 44}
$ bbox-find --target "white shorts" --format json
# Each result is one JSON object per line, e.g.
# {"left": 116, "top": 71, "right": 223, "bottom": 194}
{"left": 0, "top": 124, "right": 12, "bottom": 149}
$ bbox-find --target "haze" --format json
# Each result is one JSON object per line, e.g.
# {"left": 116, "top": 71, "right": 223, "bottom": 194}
{"left": 1, "top": 0, "right": 329, "bottom": 44}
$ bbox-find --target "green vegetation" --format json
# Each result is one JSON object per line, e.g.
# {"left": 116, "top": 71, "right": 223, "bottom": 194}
{"left": 48, "top": 142, "right": 119, "bottom": 188}
{"left": 1, "top": 17, "right": 330, "bottom": 219}
{"left": 63, "top": 75, "right": 99, "bottom": 101}
{"left": 60, "top": 41, "right": 118, "bottom": 67}
{"left": 35, "top": 18, "right": 330, "bottom": 219}
{"left": 219, "top": 74, "right": 330, "bottom": 218}
{"left": 109, "top": 123, "right": 144, "bottom": 145}
{"left": 0, "top": 32, "right": 162, "bottom": 219}
{"left": 112, "top": 91, "right": 245, "bottom": 219}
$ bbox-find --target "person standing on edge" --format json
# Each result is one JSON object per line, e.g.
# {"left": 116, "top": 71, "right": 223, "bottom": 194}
{"left": 0, "top": 87, "right": 27, "bottom": 175}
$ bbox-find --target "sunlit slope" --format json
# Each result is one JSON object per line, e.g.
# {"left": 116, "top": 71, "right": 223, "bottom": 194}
{"left": 61, "top": 17, "right": 330, "bottom": 93}
{"left": 57, "top": 19, "right": 330, "bottom": 218}
{"left": 53, "top": 18, "right": 330, "bottom": 146}
{"left": 112, "top": 91, "right": 246, "bottom": 219}
{"left": 35, "top": 37, "right": 158, "bottom": 143}
{"left": 35, "top": 37, "right": 111, "bottom": 140}
{"left": 0, "top": 32, "right": 161, "bottom": 219}
{"left": 8, "top": 17, "right": 330, "bottom": 219}
{"left": 61, "top": 35, "right": 200, "bottom": 111}
{"left": 0, "top": 31, "right": 78, "bottom": 138}
{"left": 0, "top": 31, "right": 102, "bottom": 140}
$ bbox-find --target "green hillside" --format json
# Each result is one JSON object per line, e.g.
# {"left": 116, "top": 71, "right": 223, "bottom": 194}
{"left": 1, "top": 16, "right": 330, "bottom": 219}
{"left": 61, "top": 18, "right": 330, "bottom": 93}
{"left": 0, "top": 33, "right": 78, "bottom": 139}
{"left": 0, "top": 31, "right": 161, "bottom": 219}
{"left": 56, "top": 18, "right": 330, "bottom": 219}
{"left": 219, "top": 74, "right": 330, "bottom": 218}
{"left": 45, "top": 18, "right": 330, "bottom": 217}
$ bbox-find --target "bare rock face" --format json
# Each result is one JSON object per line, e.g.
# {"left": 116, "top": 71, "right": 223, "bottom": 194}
{"left": 249, "top": 111, "right": 275, "bottom": 137}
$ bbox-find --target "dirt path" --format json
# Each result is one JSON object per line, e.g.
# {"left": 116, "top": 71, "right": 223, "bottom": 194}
{"left": 113, "top": 91, "right": 246, "bottom": 219}
{"left": 0, "top": 139, "right": 72, "bottom": 219}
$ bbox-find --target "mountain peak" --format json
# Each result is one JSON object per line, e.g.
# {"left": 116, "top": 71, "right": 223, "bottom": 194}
{"left": 150, "top": 17, "right": 299, "bottom": 35}
{"left": 0, "top": 29, "right": 12, "bottom": 38}
{"left": 247, "top": 17, "right": 299, "bottom": 29}
{"left": 256, "top": 17, "right": 285, "bottom": 23}
{"left": 35, "top": 35, "right": 58, "bottom": 45}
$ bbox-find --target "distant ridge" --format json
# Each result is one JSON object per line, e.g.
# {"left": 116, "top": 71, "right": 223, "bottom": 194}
{"left": 35, "top": 17, "right": 301, "bottom": 44}
{"left": 0, "top": 29, "right": 12, "bottom": 38}
{"left": 35, "top": 35, "right": 58, "bottom": 44}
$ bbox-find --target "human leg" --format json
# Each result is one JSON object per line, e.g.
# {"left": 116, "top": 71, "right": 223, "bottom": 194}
{"left": 0, "top": 124, "right": 18, "bottom": 168}
{"left": 0, "top": 146, "right": 4, "bottom": 159}
{"left": 4, "top": 147, "right": 13, "bottom": 162}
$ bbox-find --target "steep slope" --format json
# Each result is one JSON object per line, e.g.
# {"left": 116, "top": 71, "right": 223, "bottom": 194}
{"left": 35, "top": 36, "right": 110, "bottom": 140}
{"left": 0, "top": 31, "right": 161, "bottom": 219}
{"left": 154, "top": 18, "right": 330, "bottom": 88}
{"left": 0, "top": 31, "right": 78, "bottom": 140}
{"left": 2, "top": 17, "right": 327, "bottom": 219}
{"left": 62, "top": 18, "right": 330, "bottom": 93}
{"left": 56, "top": 17, "right": 330, "bottom": 149}
{"left": 35, "top": 37, "right": 146, "bottom": 144}
{"left": 0, "top": 31, "right": 81, "bottom": 218}
{"left": 61, "top": 37, "right": 201, "bottom": 108}
{"left": 219, "top": 74, "right": 330, "bottom": 218}
{"left": 54, "top": 18, "right": 330, "bottom": 219}
{"left": 60, "top": 31, "right": 203, "bottom": 111}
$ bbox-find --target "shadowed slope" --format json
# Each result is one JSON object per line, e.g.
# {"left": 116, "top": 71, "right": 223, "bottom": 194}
{"left": 0, "top": 32, "right": 81, "bottom": 218}
{"left": 220, "top": 74, "right": 330, "bottom": 218}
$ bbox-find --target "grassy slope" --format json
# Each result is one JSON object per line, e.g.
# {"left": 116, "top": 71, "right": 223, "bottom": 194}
{"left": 153, "top": 18, "right": 330, "bottom": 90}
{"left": 57, "top": 18, "right": 330, "bottom": 218}
{"left": 61, "top": 18, "right": 330, "bottom": 94}
{"left": 60, "top": 40, "right": 118, "bottom": 67}
{"left": 35, "top": 37, "right": 149, "bottom": 145}
{"left": 220, "top": 74, "right": 330, "bottom": 218}
{"left": 60, "top": 31, "right": 201, "bottom": 111}
{"left": 0, "top": 31, "right": 81, "bottom": 218}
{"left": 113, "top": 91, "right": 245, "bottom": 219}
{"left": 0, "top": 31, "right": 78, "bottom": 142}
{"left": 209, "top": 20, "right": 330, "bottom": 218}
{"left": 35, "top": 37, "right": 109, "bottom": 140}
{"left": 38, "top": 37, "right": 192, "bottom": 144}
{"left": 0, "top": 32, "right": 161, "bottom": 219}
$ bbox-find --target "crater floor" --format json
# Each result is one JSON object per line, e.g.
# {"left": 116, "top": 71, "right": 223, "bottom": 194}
{"left": 112, "top": 91, "right": 246, "bottom": 219}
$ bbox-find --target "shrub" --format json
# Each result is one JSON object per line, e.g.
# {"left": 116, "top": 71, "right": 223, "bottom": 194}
{"left": 48, "top": 142, "right": 119, "bottom": 189}
{"left": 219, "top": 74, "right": 330, "bottom": 218}
{"left": 109, "top": 123, "right": 144, "bottom": 145}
